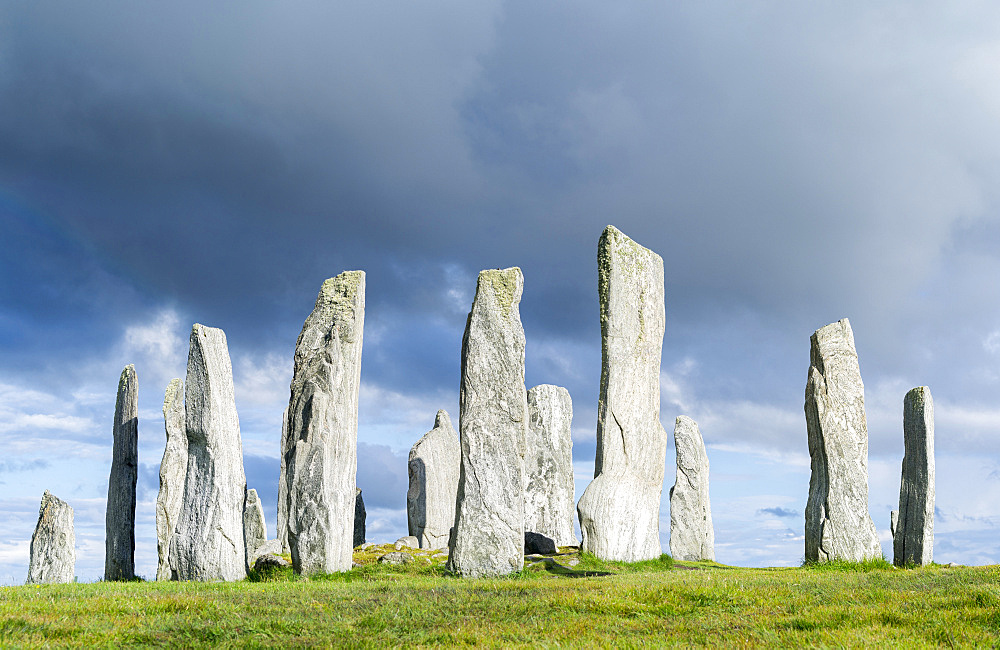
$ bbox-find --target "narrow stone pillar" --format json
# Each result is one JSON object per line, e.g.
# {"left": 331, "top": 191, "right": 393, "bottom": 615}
{"left": 244, "top": 488, "right": 267, "bottom": 570}
{"left": 354, "top": 488, "right": 366, "bottom": 548}
{"left": 27, "top": 491, "right": 75, "bottom": 585}
{"left": 577, "top": 225, "right": 668, "bottom": 562}
{"left": 669, "top": 416, "right": 715, "bottom": 561}
{"left": 406, "top": 410, "right": 460, "bottom": 549}
{"left": 284, "top": 272, "right": 365, "bottom": 575}
{"left": 105, "top": 364, "right": 138, "bottom": 581}
{"left": 804, "top": 318, "right": 881, "bottom": 562}
{"left": 277, "top": 407, "right": 290, "bottom": 554}
{"left": 524, "top": 384, "right": 577, "bottom": 547}
{"left": 156, "top": 378, "right": 186, "bottom": 581}
{"left": 447, "top": 267, "right": 528, "bottom": 577}
{"left": 169, "top": 324, "right": 248, "bottom": 581}
{"left": 894, "top": 386, "right": 934, "bottom": 566}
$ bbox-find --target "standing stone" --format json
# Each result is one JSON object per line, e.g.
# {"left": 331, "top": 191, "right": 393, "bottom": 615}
{"left": 105, "top": 364, "right": 138, "bottom": 581}
{"left": 284, "top": 272, "right": 365, "bottom": 575}
{"left": 354, "top": 488, "right": 366, "bottom": 547}
{"left": 894, "top": 386, "right": 934, "bottom": 566}
{"left": 668, "top": 416, "right": 715, "bottom": 561}
{"left": 276, "top": 407, "right": 290, "bottom": 554}
{"left": 169, "top": 324, "right": 248, "bottom": 581}
{"left": 804, "top": 318, "right": 881, "bottom": 562}
{"left": 26, "top": 491, "right": 75, "bottom": 585}
{"left": 447, "top": 267, "right": 528, "bottom": 578}
{"left": 156, "top": 378, "right": 187, "bottom": 581}
{"left": 406, "top": 410, "right": 460, "bottom": 549}
{"left": 577, "top": 225, "right": 668, "bottom": 562}
{"left": 524, "top": 385, "right": 577, "bottom": 547}
{"left": 244, "top": 488, "right": 267, "bottom": 570}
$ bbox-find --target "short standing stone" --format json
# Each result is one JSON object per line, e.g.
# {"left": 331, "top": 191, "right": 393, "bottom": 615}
{"left": 27, "top": 491, "right": 75, "bottom": 585}
{"left": 577, "top": 226, "right": 668, "bottom": 562}
{"left": 524, "top": 385, "right": 577, "bottom": 547}
{"left": 169, "top": 324, "right": 248, "bottom": 581}
{"left": 804, "top": 318, "right": 881, "bottom": 562}
{"left": 354, "top": 488, "right": 366, "bottom": 547}
{"left": 106, "top": 364, "right": 138, "bottom": 581}
{"left": 447, "top": 267, "right": 528, "bottom": 578}
{"left": 668, "top": 416, "right": 715, "bottom": 561}
{"left": 284, "top": 272, "right": 365, "bottom": 575}
{"left": 406, "top": 410, "right": 460, "bottom": 549}
{"left": 894, "top": 386, "right": 934, "bottom": 566}
{"left": 156, "top": 378, "right": 187, "bottom": 581}
{"left": 244, "top": 488, "right": 267, "bottom": 570}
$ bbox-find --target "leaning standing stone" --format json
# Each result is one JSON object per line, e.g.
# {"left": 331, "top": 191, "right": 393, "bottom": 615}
{"left": 894, "top": 386, "right": 934, "bottom": 566}
{"left": 244, "top": 488, "right": 268, "bottom": 570}
{"left": 284, "top": 272, "right": 365, "bottom": 575}
{"left": 105, "top": 364, "right": 138, "bottom": 581}
{"left": 804, "top": 318, "right": 881, "bottom": 562}
{"left": 26, "top": 491, "right": 75, "bottom": 585}
{"left": 169, "top": 324, "right": 248, "bottom": 581}
{"left": 156, "top": 378, "right": 187, "bottom": 581}
{"left": 577, "top": 225, "right": 668, "bottom": 562}
{"left": 524, "top": 385, "right": 577, "bottom": 547}
{"left": 668, "top": 416, "right": 715, "bottom": 561}
{"left": 447, "top": 267, "right": 528, "bottom": 578}
{"left": 354, "top": 488, "right": 366, "bottom": 548}
{"left": 406, "top": 410, "right": 460, "bottom": 549}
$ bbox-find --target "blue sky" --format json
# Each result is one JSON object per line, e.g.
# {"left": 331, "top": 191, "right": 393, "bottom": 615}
{"left": 3, "top": 2, "right": 1000, "bottom": 582}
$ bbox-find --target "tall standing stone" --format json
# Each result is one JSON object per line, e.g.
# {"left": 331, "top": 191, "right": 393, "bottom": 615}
{"left": 26, "top": 491, "right": 75, "bottom": 585}
{"left": 277, "top": 407, "right": 290, "bottom": 554}
{"left": 894, "top": 386, "right": 934, "bottom": 566}
{"left": 169, "top": 324, "right": 248, "bottom": 581}
{"left": 407, "top": 410, "right": 460, "bottom": 549}
{"left": 105, "top": 364, "right": 138, "bottom": 581}
{"left": 354, "top": 488, "right": 366, "bottom": 547}
{"left": 577, "top": 225, "right": 667, "bottom": 562}
{"left": 524, "top": 385, "right": 577, "bottom": 547}
{"left": 669, "top": 416, "right": 714, "bottom": 561}
{"left": 447, "top": 267, "right": 528, "bottom": 578}
{"left": 284, "top": 272, "right": 365, "bottom": 575}
{"left": 156, "top": 378, "right": 187, "bottom": 581}
{"left": 244, "top": 488, "right": 267, "bottom": 569}
{"left": 804, "top": 318, "right": 881, "bottom": 562}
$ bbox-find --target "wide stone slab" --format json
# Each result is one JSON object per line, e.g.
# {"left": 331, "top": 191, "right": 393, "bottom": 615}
{"left": 804, "top": 318, "right": 880, "bottom": 562}
{"left": 106, "top": 364, "right": 139, "bottom": 581}
{"left": 447, "top": 267, "right": 528, "bottom": 578}
{"left": 169, "top": 324, "right": 248, "bottom": 581}
{"left": 156, "top": 378, "right": 187, "bottom": 581}
{"left": 407, "top": 410, "right": 459, "bottom": 549}
{"left": 894, "top": 386, "right": 934, "bottom": 566}
{"left": 577, "top": 225, "right": 668, "bottom": 562}
{"left": 525, "top": 384, "right": 577, "bottom": 547}
{"left": 669, "top": 416, "right": 715, "bottom": 561}
{"left": 27, "top": 491, "right": 75, "bottom": 585}
{"left": 283, "top": 272, "right": 365, "bottom": 575}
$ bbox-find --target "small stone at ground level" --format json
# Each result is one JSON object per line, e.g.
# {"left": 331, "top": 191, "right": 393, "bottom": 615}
{"left": 253, "top": 554, "right": 291, "bottom": 571}
{"left": 524, "top": 531, "right": 558, "bottom": 555}
{"left": 379, "top": 552, "right": 414, "bottom": 565}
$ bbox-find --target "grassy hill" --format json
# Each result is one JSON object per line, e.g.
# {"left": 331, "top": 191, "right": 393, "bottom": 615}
{"left": 2, "top": 546, "right": 997, "bottom": 646}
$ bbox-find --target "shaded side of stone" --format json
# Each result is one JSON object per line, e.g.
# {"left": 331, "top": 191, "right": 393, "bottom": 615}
{"left": 669, "top": 415, "right": 715, "bottom": 561}
{"left": 577, "top": 225, "right": 668, "bottom": 562}
{"left": 406, "top": 410, "right": 460, "bottom": 549}
{"left": 804, "top": 318, "right": 880, "bottom": 562}
{"left": 27, "top": 491, "right": 75, "bottom": 585}
{"left": 106, "top": 364, "right": 138, "bottom": 581}
{"left": 277, "top": 407, "right": 289, "bottom": 554}
{"left": 354, "top": 488, "right": 366, "bottom": 547}
{"left": 447, "top": 267, "right": 528, "bottom": 578}
{"left": 156, "top": 378, "right": 186, "bottom": 581}
{"left": 244, "top": 488, "right": 267, "bottom": 571}
{"left": 894, "top": 386, "right": 934, "bottom": 566}
{"left": 524, "top": 384, "right": 577, "bottom": 546}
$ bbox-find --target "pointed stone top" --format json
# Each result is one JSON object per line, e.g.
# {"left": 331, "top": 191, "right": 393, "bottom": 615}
{"left": 434, "top": 409, "right": 453, "bottom": 430}
{"left": 40, "top": 490, "right": 69, "bottom": 510}
{"left": 810, "top": 318, "right": 856, "bottom": 368}
{"left": 599, "top": 225, "right": 659, "bottom": 258}
{"left": 163, "top": 378, "right": 183, "bottom": 414}
{"left": 319, "top": 271, "right": 365, "bottom": 299}
{"left": 247, "top": 488, "right": 259, "bottom": 500}
{"left": 675, "top": 414, "right": 697, "bottom": 428}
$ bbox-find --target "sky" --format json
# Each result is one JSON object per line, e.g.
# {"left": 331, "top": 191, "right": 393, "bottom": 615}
{"left": 2, "top": 2, "right": 1000, "bottom": 583}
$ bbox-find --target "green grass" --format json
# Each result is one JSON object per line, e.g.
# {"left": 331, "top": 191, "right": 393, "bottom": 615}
{"left": 2, "top": 549, "right": 998, "bottom": 647}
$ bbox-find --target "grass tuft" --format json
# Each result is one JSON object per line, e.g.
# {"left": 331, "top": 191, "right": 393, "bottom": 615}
{"left": 801, "top": 556, "right": 894, "bottom": 572}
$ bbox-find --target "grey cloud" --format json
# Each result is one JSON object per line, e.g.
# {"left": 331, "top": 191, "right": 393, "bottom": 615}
{"left": 757, "top": 507, "right": 799, "bottom": 519}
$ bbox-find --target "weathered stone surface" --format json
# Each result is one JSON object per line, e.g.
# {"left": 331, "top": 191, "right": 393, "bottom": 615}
{"left": 169, "top": 324, "right": 248, "bottom": 581}
{"left": 524, "top": 531, "right": 557, "bottom": 555}
{"left": 894, "top": 386, "right": 935, "bottom": 567}
{"left": 105, "top": 364, "right": 138, "bottom": 581}
{"left": 395, "top": 536, "right": 419, "bottom": 550}
{"left": 354, "top": 488, "right": 366, "bottom": 548}
{"left": 244, "top": 488, "right": 267, "bottom": 571}
{"left": 447, "top": 267, "right": 528, "bottom": 578}
{"left": 525, "top": 385, "right": 577, "bottom": 547}
{"left": 251, "top": 539, "right": 283, "bottom": 567}
{"left": 254, "top": 553, "right": 291, "bottom": 571}
{"left": 27, "top": 491, "right": 75, "bottom": 585}
{"left": 668, "top": 416, "right": 715, "bottom": 561}
{"left": 406, "top": 410, "right": 460, "bottom": 549}
{"left": 283, "top": 272, "right": 365, "bottom": 575}
{"left": 379, "top": 552, "right": 413, "bottom": 565}
{"left": 156, "top": 378, "right": 187, "bottom": 581}
{"left": 577, "top": 226, "right": 668, "bottom": 562}
{"left": 277, "top": 407, "right": 290, "bottom": 554}
{"left": 804, "top": 318, "right": 881, "bottom": 562}
{"left": 890, "top": 510, "right": 898, "bottom": 537}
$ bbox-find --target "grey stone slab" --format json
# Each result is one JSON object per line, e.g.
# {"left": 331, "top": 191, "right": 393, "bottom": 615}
{"left": 27, "top": 491, "right": 75, "bottom": 585}
{"left": 244, "top": 488, "right": 267, "bottom": 571}
{"left": 156, "top": 378, "right": 186, "bottom": 581}
{"left": 406, "top": 410, "right": 459, "bottom": 549}
{"left": 894, "top": 386, "right": 934, "bottom": 566}
{"left": 525, "top": 385, "right": 577, "bottom": 547}
{"left": 669, "top": 416, "right": 715, "bottom": 561}
{"left": 106, "top": 364, "right": 138, "bottom": 581}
